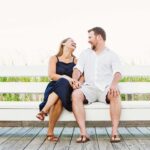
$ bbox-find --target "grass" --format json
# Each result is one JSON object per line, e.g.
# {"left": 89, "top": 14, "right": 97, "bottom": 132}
{"left": 1, "top": 76, "right": 150, "bottom": 82}
{"left": 0, "top": 77, "right": 49, "bottom": 82}
{"left": 121, "top": 76, "right": 150, "bottom": 82}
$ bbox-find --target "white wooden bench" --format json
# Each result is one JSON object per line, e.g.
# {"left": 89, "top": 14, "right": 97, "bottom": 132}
{"left": 0, "top": 65, "right": 150, "bottom": 124}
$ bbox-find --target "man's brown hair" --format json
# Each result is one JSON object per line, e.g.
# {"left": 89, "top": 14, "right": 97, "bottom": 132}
{"left": 88, "top": 27, "right": 106, "bottom": 41}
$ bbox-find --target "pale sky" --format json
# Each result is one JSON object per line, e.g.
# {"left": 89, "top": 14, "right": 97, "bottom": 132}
{"left": 0, "top": 0, "right": 150, "bottom": 65}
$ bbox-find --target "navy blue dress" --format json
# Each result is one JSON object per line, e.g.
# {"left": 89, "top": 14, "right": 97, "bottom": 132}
{"left": 39, "top": 56, "right": 75, "bottom": 112}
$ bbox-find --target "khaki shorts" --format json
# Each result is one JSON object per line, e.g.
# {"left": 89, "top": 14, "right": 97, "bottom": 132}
{"left": 80, "top": 84, "right": 110, "bottom": 104}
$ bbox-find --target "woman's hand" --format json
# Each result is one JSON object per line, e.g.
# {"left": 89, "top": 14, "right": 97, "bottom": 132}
{"left": 71, "top": 80, "right": 82, "bottom": 89}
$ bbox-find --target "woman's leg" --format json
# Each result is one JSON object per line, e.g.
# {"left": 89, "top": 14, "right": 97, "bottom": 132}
{"left": 47, "top": 99, "right": 62, "bottom": 136}
{"left": 42, "top": 92, "right": 59, "bottom": 113}
{"left": 36, "top": 92, "right": 59, "bottom": 120}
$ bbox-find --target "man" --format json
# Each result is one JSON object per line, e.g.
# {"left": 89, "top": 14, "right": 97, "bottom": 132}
{"left": 72, "top": 27, "right": 122, "bottom": 143}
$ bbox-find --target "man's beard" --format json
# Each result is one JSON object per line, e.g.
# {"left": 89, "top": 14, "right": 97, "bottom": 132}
{"left": 91, "top": 45, "right": 96, "bottom": 50}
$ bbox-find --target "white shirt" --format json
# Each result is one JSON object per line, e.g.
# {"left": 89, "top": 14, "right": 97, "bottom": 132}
{"left": 74, "top": 47, "right": 123, "bottom": 91}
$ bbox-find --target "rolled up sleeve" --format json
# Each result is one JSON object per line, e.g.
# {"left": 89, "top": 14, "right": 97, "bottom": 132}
{"left": 111, "top": 53, "right": 123, "bottom": 76}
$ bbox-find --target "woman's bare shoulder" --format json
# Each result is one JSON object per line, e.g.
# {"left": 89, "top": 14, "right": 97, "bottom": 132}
{"left": 49, "top": 55, "right": 57, "bottom": 62}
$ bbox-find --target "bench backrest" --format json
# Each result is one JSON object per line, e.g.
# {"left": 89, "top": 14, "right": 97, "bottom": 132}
{"left": 0, "top": 65, "right": 150, "bottom": 95}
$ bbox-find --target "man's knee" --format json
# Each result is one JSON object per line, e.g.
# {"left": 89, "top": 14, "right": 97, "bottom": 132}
{"left": 108, "top": 94, "right": 121, "bottom": 103}
{"left": 72, "top": 89, "right": 84, "bottom": 103}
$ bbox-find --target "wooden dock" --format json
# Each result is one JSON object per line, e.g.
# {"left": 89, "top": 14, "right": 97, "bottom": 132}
{"left": 0, "top": 127, "right": 150, "bottom": 150}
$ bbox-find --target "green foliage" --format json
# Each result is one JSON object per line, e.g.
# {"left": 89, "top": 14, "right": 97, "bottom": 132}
{"left": 1, "top": 94, "right": 20, "bottom": 101}
{"left": 0, "top": 77, "right": 49, "bottom": 82}
{"left": 121, "top": 76, "right": 150, "bottom": 82}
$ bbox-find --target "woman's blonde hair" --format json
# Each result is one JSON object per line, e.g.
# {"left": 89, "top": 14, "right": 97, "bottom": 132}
{"left": 56, "top": 37, "right": 75, "bottom": 58}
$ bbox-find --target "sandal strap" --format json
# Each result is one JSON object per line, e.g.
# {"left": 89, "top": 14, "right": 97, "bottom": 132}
{"left": 111, "top": 135, "right": 120, "bottom": 139}
{"left": 36, "top": 111, "right": 46, "bottom": 120}
{"left": 47, "top": 134, "right": 54, "bottom": 137}
{"left": 110, "top": 135, "right": 121, "bottom": 142}
{"left": 41, "top": 111, "right": 47, "bottom": 115}
{"left": 76, "top": 135, "right": 90, "bottom": 143}
{"left": 47, "top": 135, "right": 59, "bottom": 141}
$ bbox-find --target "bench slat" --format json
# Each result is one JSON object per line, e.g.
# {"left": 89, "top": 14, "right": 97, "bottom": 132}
{"left": 1, "top": 65, "right": 150, "bottom": 77}
{"left": 0, "top": 66, "right": 48, "bottom": 77}
{"left": 0, "top": 101, "right": 150, "bottom": 109}
{"left": 0, "top": 82, "right": 150, "bottom": 94}
{"left": 0, "top": 101, "right": 150, "bottom": 121}
{"left": 0, "top": 82, "right": 47, "bottom": 93}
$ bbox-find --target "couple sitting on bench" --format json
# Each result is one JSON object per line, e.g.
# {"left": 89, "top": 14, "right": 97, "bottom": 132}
{"left": 36, "top": 27, "right": 122, "bottom": 143}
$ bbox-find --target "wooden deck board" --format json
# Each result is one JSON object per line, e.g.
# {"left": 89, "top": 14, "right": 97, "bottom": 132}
{"left": 106, "top": 127, "right": 129, "bottom": 150}
{"left": 38, "top": 127, "right": 63, "bottom": 150}
{"left": 0, "top": 127, "right": 30, "bottom": 150}
{"left": 138, "top": 127, "right": 150, "bottom": 150}
{"left": 0, "top": 128, "right": 11, "bottom": 136}
{"left": 118, "top": 127, "right": 144, "bottom": 150}
{"left": 24, "top": 128, "right": 47, "bottom": 150}
{"left": 69, "top": 127, "right": 86, "bottom": 150}
{"left": 85, "top": 127, "right": 99, "bottom": 150}
{"left": 9, "top": 127, "right": 42, "bottom": 150}
{"left": 96, "top": 127, "right": 114, "bottom": 150}
{"left": 0, "top": 127, "right": 150, "bottom": 150}
{"left": 0, "top": 127, "right": 22, "bottom": 145}
{"left": 54, "top": 127, "right": 73, "bottom": 150}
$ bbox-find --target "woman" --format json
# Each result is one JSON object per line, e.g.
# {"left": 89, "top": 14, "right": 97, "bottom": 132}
{"left": 36, "top": 38, "right": 79, "bottom": 142}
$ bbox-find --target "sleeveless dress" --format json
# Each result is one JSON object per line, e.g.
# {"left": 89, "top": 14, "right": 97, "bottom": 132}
{"left": 39, "top": 56, "right": 76, "bottom": 112}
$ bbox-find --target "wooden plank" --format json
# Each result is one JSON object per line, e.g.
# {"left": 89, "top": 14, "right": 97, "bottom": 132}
{"left": 106, "top": 127, "right": 129, "bottom": 150}
{"left": 0, "top": 127, "right": 31, "bottom": 150}
{"left": 96, "top": 127, "right": 114, "bottom": 150}
{"left": 39, "top": 127, "right": 63, "bottom": 150}
{"left": 54, "top": 127, "right": 73, "bottom": 150}
{"left": 0, "top": 127, "right": 22, "bottom": 145}
{"left": 0, "top": 66, "right": 47, "bottom": 77}
{"left": 136, "top": 127, "right": 150, "bottom": 150}
{"left": 0, "top": 128, "right": 11, "bottom": 135}
{"left": 1, "top": 101, "right": 150, "bottom": 122}
{"left": 0, "top": 127, "right": 149, "bottom": 150}
{"left": 127, "top": 127, "right": 148, "bottom": 150}
{"left": 1, "top": 101, "right": 150, "bottom": 109}
{"left": 137, "top": 127, "right": 150, "bottom": 138}
{"left": 127, "top": 127, "right": 145, "bottom": 139}
{"left": 84, "top": 128, "right": 99, "bottom": 150}
{"left": 9, "top": 127, "right": 42, "bottom": 150}
{"left": 1, "top": 82, "right": 150, "bottom": 94}
{"left": 0, "top": 82, "right": 47, "bottom": 94}
{"left": 24, "top": 128, "right": 47, "bottom": 150}
{"left": 1, "top": 65, "right": 150, "bottom": 77}
{"left": 118, "top": 127, "right": 144, "bottom": 150}
{"left": 69, "top": 127, "right": 84, "bottom": 150}
{"left": 119, "top": 82, "right": 150, "bottom": 94}
{"left": 123, "top": 65, "right": 150, "bottom": 76}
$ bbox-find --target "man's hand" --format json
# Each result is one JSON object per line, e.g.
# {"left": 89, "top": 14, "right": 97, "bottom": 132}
{"left": 108, "top": 84, "right": 120, "bottom": 98}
